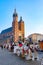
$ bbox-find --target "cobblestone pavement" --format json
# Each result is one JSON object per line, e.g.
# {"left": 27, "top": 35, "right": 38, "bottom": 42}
{"left": 0, "top": 48, "right": 41, "bottom": 65}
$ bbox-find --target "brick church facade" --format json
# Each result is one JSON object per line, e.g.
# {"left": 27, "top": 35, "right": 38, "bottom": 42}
{"left": 0, "top": 9, "right": 24, "bottom": 44}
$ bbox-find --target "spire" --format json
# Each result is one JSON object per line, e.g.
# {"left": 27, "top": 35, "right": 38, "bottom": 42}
{"left": 13, "top": 9, "right": 18, "bottom": 17}
{"left": 14, "top": 8, "right": 16, "bottom": 14}
{"left": 20, "top": 16, "right": 22, "bottom": 21}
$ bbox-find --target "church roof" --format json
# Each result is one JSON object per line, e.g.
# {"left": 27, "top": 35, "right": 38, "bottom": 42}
{"left": 1, "top": 27, "right": 12, "bottom": 34}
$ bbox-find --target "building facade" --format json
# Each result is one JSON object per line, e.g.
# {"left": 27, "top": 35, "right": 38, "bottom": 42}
{"left": 28, "top": 33, "right": 43, "bottom": 43}
{"left": 0, "top": 9, "right": 24, "bottom": 44}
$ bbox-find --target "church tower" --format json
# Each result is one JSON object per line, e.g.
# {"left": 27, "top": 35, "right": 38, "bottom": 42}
{"left": 12, "top": 9, "right": 18, "bottom": 42}
{"left": 18, "top": 16, "right": 24, "bottom": 41}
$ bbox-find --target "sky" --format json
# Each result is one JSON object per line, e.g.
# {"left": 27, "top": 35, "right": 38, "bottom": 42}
{"left": 0, "top": 0, "right": 43, "bottom": 37}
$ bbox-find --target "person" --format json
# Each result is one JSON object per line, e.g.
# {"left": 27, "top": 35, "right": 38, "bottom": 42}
{"left": 29, "top": 47, "right": 33, "bottom": 60}
{"left": 1, "top": 45, "right": 3, "bottom": 49}
{"left": 34, "top": 47, "right": 38, "bottom": 60}
{"left": 11, "top": 44, "right": 14, "bottom": 52}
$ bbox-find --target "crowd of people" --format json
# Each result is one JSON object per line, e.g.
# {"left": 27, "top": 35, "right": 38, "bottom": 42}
{"left": 0, "top": 42, "right": 39, "bottom": 60}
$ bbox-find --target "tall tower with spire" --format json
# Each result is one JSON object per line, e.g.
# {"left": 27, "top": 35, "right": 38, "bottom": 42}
{"left": 12, "top": 9, "right": 24, "bottom": 43}
{"left": 12, "top": 9, "right": 19, "bottom": 42}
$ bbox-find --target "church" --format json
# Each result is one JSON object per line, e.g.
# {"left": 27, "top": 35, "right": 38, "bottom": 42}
{"left": 0, "top": 9, "right": 24, "bottom": 44}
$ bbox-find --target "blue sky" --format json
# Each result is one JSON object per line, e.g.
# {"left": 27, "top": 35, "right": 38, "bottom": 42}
{"left": 0, "top": 0, "right": 43, "bottom": 37}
